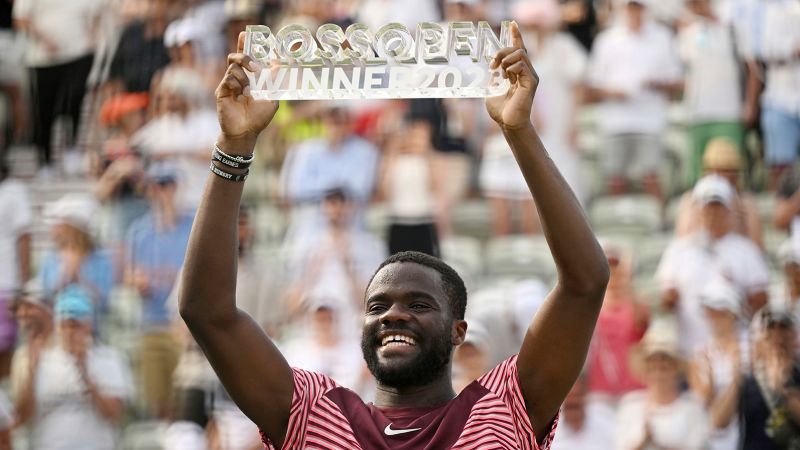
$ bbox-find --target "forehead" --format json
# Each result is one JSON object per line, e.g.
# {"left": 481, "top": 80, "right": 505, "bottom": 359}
{"left": 366, "top": 262, "right": 447, "bottom": 305}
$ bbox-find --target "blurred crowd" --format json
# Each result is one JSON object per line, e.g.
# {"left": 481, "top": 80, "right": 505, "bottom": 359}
{"left": 0, "top": 0, "right": 800, "bottom": 448}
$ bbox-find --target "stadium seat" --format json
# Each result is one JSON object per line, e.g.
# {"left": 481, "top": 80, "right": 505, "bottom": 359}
{"left": 589, "top": 195, "right": 663, "bottom": 236}
{"left": 755, "top": 193, "right": 777, "bottom": 225}
{"left": 484, "top": 235, "right": 556, "bottom": 284}
{"left": 364, "top": 203, "right": 388, "bottom": 239}
{"left": 440, "top": 235, "right": 484, "bottom": 282}
{"left": 633, "top": 233, "right": 672, "bottom": 277}
{"left": 764, "top": 227, "right": 790, "bottom": 269}
{"left": 119, "top": 421, "right": 168, "bottom": 450}
{"left": 451, "top": 200, "right": 492, "bottom": 241}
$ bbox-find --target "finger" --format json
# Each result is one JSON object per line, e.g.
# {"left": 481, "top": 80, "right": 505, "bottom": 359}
{"left": 500, "top": 49, "right": 528, "bottom": 69}
{"left": 216, "top": 71, "right": 246, "bottom": 98}
{"left": 238, "top": 31, "right": 246, "bottom": 53}
{"left": 511, "top": 21, "right": 526, "bottom": 52}
{"left": 491, "top": 47, "right": 519, "bottom": 69}
{"left": 227, "top": 52, "right": 260, "bottom": 72}
{"left": 504, "top": 61, "right": 528, "bottom": 85}
{"left": 226, "top": 63, "right": 251, "bottom": 94}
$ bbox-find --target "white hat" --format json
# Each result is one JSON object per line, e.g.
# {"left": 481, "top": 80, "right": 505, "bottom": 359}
{"left": 700, "top": 277, "right": 743, "bottom": 316}
{"left": 164, "top": 18, "right": 203, "bottom": 48}
{"left": 693, "top": 174, "right": 735, "bottom": 208}
{"left": 446, "top": 0, "right": 480, "bottom": 5}
{"left": 44, "top": 194, "right": 98, "bottom": 235}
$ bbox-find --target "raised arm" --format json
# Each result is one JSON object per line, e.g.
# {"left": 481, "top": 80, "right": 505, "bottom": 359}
{"left": 486, "top": 23, "right": 609, "bottom": 441}
{"left": 179, "top": 36, "right": 293, "bottom": 446}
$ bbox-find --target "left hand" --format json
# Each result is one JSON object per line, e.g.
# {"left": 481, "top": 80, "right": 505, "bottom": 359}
{"left": 486, "top": 22, "right": 539, "bottom": 131}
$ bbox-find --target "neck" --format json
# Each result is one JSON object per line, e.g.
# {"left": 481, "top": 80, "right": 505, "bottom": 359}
{"left": 374, "top": 370, "right": 456, "bottom": 409}
{"left": 648, "top": 384, "right": 679, "bottom": 405}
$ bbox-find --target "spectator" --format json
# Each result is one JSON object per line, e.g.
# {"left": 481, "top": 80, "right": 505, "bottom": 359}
{"left": 585, "top": 0, "right": 682, "bottom": 203}
{"left": 125, "top": 163, "right": 194, "bottom": 418}
{"left": 676, "top": 137, "right": 763, "bottom": 248}
{"left": 737, "top": 309, "right": 800, "bottom": 449}
{"left": 107, "top": 0, "right": 173, "bottom": 93}
{"left": 779, "top": 242, "right": 800, "bottom": 324}
{"left": 12, "top": 0, "right": 102, "bottom": 176}
{"left": 688, "top": 277, "right": 748, "bottom": 450}
{"left": 657, "top": 174, "right": 769, "bottom": 355}
{"left": 358, "top": 0, "right": 441, "bottom": 32}
{"left": 587, "top": 242, "right": 648, "bottom": 404}
{"left": 10, "top": 278, "right": 54, "bottom": 440}
{"left": 559, "top": 0, "right": 600, "bottom": 51}
{"left": 280, "top": 302, "right": 370, "bottom": 397}
{"left": 0, "top": 162, "right": 32, "bottom": 374}
{"left": 379, "top": 119, "right": 441, "bottom": 257}
{"left": 452, "top": 321, "right": 491, "bottom": 393}
{"left": 678, "top": 0, "right": 744, "bottom": 185}
{"left": 479, "top": 122, "right": 538, "bottom": 235}
{"left": 283, "top": 188, "right": 386, "bottom": 334}
{"left": 93, "top": 93, "right": 150, "bottom": 253}
{"left": 39, "top": 194, "right": 114, "bottom": 328}
{"left": 280, "top": 104, "right": 380, "bottom": 207}
{"left": 551, "top": 377, "right": 615, "bottom": 450}
{"left": 13, "top": 286, "right": 134, "bottom": 450}
{"left": 756, "top": 0, "right": 800, "bottom": 188}
{"left": 0, "top": 0, "right": 26, "bottom": 151}
{"left": 517, "top": 0, "right": 588, "bottom": 205}
{"left": 616, "top": 321, "right": 710, "bottom": 450}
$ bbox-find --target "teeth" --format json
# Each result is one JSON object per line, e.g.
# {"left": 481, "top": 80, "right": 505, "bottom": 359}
{"left": 381, "top": 335, "right": 416, "bottom": 346}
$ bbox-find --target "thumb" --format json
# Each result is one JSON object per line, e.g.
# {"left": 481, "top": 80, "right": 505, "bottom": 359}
{"left": 511, "top": 21, "right": 526, "bottom": 51}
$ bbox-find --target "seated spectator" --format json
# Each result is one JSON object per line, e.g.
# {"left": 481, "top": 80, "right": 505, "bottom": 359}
{"left": 13, "top": 287, "right": 134, "bottom": 450}
{"left": 587, "top": 242, "right": 648, "bottom": 404}
{"left": 689, "top": 277, "right": 748, "bottom": 450}
{"left": 585, "top": 0, "right": 682, "bottom": 204}
{"left": 280, "top": 302, "right": 371, "bottom": 398}
{"left": 738, "top": 309, "right": 800, "bottom": 449}
{"left": 10, "top": 278, "right": 54, "bottom": 435}
{"left": 616, "top": 321, "right": 710, "bottom": 450}
{"left": 379, "top": 119, "right": 441, "bottom": 257}
{"left": 453, "top": 321, "right": 491, "bottom": 393}
{"left": 125, "top": 163, "right": 194, "bottom": 418}
{"left": 280, "top": 104, "right": 380, "bottom": 236}
{"left": 676, "top": 137, "right": 763, "bottom": 248}
{"left": 0, "top": 162, "right": 32, "bottom": 376}
{"left": 130, "top": 67, "right": 220, "bottom": 211}
{"left": 39, "top": 194, "right": 113, "bottom": 327}
{"left": 283, "top": 188, "right": 386, "bottom": 334}
{"left": 678, "top": 0, "right": 744, "bottom": 185}
{"left": 780, "top": 242, "right": 800, "bottom": 318}
{"left": 658, "top": 174, "right": 769, "bottom": 355}
{"left": 552, "top": 377, "right": 615, "bottom": 450}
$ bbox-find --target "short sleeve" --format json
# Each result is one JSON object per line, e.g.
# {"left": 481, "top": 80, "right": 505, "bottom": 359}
{"left": 7, "top": 182, "right": 32, "bottom": 235}
{"left": 94, "top": 348, "right": 135, "bottom": 400}
{"left": 261, "top": 368, "right": 339, "bottom": 450}
{"left": 739, "top": 241, "right": 770, "bottom": 294}
{"left": 477, "top": 356, "right": 559, "bottom": 450}
{"left": 585, "top": 33, "right": 610, "bottom": 87}
{"left": 655, "top": 240, "right": 681, "bottom": 290}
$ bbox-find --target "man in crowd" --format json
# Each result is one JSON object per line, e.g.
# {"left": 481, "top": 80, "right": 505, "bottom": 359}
{"left": 126, "top": 163, "right": 194, "bottom": 418}
{"left": 658, "top": 174, "right": 769, "bottom": 355}
{"left": 180, "top": 24, "right": 609, "bottom": 449}
{"left": 585, "top": 0, "right": 682, "bottom": 203}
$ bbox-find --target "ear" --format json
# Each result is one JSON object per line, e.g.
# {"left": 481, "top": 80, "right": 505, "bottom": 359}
{"left": 452, "top": 320, "right": 468, "bottom": 346}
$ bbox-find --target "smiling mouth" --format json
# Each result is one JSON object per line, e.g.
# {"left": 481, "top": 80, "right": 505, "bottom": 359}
{"left": 381, "top": 335, "right": 417, "bottom": 347}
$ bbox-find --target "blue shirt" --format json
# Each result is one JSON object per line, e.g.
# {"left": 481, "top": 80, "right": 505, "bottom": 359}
{"left": 39, "top": 249, "right": 114, "bottom": 315}
{"left": 281, "top": 136, "right": 379, "bottom": 204}
{"left": 126, "top": 212, "right": 194, "bottom": 327}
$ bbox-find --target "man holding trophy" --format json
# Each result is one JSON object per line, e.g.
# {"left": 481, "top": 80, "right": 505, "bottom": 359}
{"left": 179, "top": 21, "right": 609, "bottom": 449}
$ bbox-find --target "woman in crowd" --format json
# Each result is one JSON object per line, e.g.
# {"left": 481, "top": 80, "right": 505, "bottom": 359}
{"left": 587, "top": 242, "right": 648, "bottom": 406}
{"left": 689, "top": 278, "right": 748, "bottom": 450}
{"left": 615, "top": 321, "right": 709, "bottom": 450}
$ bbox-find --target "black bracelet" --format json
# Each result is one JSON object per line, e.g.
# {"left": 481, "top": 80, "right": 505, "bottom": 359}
{"left": 210, "top": 162, "right": 249, "bottom": 182}
{"left": 213, "top": 144, "right": 254, "bottom": 169}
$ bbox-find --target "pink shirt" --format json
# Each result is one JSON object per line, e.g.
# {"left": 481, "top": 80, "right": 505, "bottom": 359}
{"left": 587, "top": 301, "right": 647, "bottom": 396}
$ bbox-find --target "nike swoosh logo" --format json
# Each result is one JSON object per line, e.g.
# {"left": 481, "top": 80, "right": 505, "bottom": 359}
{"left": 384, "top": 424, "right": 422, "bottom": 436}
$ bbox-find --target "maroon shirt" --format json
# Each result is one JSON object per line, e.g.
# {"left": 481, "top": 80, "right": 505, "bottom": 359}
{"left": 262, "top": 356, "right": 558, "bottom": 449}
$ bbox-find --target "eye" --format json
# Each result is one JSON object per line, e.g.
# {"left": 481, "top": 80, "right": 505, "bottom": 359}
{"left": 410, "top": 303, "right": 430, "bottom": 310}
{"left": 367, "top": 304, "right": 388, "bottom": 314}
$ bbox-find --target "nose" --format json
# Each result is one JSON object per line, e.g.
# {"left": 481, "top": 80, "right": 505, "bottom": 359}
{"left": 379, "top": 303, "right": 412, "bottom": 325}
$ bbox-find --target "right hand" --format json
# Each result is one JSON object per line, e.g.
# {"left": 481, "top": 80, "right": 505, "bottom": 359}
{"left": 215, "top": 33, "right": 279, "bottom": 155}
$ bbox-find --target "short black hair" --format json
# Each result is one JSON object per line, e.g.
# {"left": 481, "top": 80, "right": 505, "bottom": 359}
{"left": 368, "top": 251, "right": 467, "bottom": 320}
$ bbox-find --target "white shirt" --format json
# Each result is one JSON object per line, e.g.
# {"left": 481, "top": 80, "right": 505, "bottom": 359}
{"left": 12, "top": 0, "right": 102, "bottom": 67}
{"left": 615, "top": 391, "right": 710, "bottom": 450}
{"left": 131, "top": 109, "right": 220, "bottom": 210}
{"left": 0, "top": 179, "right": 32, "bottom": 294}
{"left": 656, "top": 231, "right": 769, "bottom": 355}
{"left": 587, "top": 21, "right": 683, "bottom": 134}
{"left": 358, "top": 0, "right": 440, "bottom": 34}
{"left": 551, "top": 401, "right": 615, "bottom": 450}
{"left": 759, "top": 1, "right": 800, "bottom": 116}
{"left": 30, "top": 345, "right": 134, "bottom": 450}
{"left": 678, "top": 16, "right": 742, "bottom": 122}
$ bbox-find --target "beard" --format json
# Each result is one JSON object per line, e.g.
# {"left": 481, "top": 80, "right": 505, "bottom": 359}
{"left": 361, "top": 322, "right": 453, "bottom": 389}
